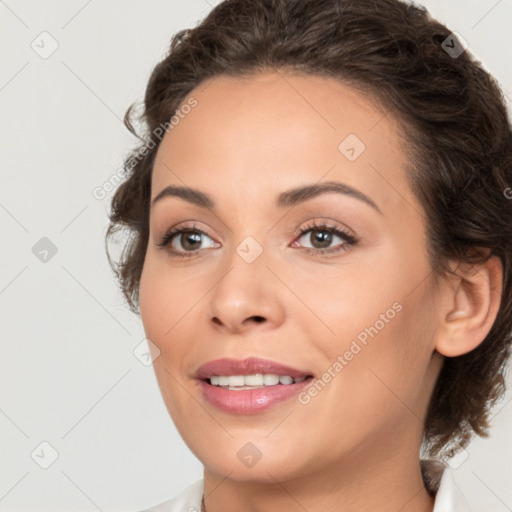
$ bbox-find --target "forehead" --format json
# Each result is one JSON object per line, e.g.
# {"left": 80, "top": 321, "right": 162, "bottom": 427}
{"left": 151, "top": 71, "right": 418, "bottom": 217}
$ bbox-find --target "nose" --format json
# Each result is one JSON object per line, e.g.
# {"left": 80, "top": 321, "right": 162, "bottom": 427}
{"left": 207, "top": 256, "right": 286, "bottom": 335}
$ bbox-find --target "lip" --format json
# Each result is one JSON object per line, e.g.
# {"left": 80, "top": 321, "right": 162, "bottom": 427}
{"left": 195, "top": 357, "right": 314, "bottom": 414}
{"left": 195, "top": 357, "right": 313, "bottom": 380}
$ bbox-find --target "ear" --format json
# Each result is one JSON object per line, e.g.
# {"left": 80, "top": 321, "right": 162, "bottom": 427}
{"left": 434, "top": 255, "right": 503, "bottom": 357}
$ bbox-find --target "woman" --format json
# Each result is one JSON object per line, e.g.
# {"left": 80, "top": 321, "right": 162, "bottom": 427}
{"left": 106, "top": 0, "right": 512, "bottom": 510}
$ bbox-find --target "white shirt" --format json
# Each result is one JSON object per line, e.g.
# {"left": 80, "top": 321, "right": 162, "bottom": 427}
{"left": 138, "top": 459, "right": 471, "bottom": 512}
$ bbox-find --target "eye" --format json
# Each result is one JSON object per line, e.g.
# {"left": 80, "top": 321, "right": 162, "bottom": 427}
{"left": 156, "top": 220, "right": 358, "bottom": 260}
{"left": 291, "top": 220, "right": 358, "bottom": 256}
{"left": 156, "top": 223, "right": 219, "bottom": 259}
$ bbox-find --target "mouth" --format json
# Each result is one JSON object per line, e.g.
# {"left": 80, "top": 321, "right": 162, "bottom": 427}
{"left": 203, "top": 373, "right": 314, "bottom": 390}
{"left": 195, "top": 356, "right": 314, "bottom": 383}
{"left": 195, "top": 357, "right": 315, "bottom": 413}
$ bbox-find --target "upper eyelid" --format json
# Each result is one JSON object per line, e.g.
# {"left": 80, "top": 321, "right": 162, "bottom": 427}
{"left": 161, "top": 220, "right": 350, "bottom": 235}
{"left": 295, "top": 219, "right": 356, "bottom": 238}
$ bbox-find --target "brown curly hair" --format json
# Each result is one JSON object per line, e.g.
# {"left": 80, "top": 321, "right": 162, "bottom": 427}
{"left": 105, "top": 0, "right": 512, "bottom": 459}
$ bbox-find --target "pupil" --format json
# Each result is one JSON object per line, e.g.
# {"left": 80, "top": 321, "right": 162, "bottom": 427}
{"left": 182, "top": 232, "right": 201, "bottom": 250}
{"left": 312, "top": 230, "right": 332, "bottom": 249}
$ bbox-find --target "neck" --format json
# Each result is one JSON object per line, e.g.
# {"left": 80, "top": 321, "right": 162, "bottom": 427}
{"left": 202, "top": 447, "right": 436, "bottom": 512}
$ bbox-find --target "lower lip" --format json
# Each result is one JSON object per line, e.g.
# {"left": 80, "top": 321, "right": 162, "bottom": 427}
{"left": 198, "top": 378, "right": 313, "bottom": 414}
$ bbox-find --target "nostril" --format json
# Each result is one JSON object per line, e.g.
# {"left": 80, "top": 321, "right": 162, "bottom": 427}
{"left": 252, "top": 316, "right": 265, "bottom": 323}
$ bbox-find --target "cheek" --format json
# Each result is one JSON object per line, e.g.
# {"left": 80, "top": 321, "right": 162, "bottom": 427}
{"left": 139, "top": 255, "right": 208, "bottom": 399}
{"left": 139, "top": 261, "right": 196, "bottom": 423}
{"left": 139, "top": 255, "right": 197, "bottom": 341}
{"left": 298, "top": 252, "right": 436, "bottom": 417}
{"left": 311, "top": 285, "right": 437, "bottom": 429}
{"left": 285, "top": 258, "right": 407, "bottom": 355}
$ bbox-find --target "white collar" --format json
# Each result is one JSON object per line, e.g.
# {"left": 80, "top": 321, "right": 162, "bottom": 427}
{"left": 140, "top": 460, "right": 471, "bottom": 511}
{"left": 423, "top": 458, "right": 471, "bottom": 512}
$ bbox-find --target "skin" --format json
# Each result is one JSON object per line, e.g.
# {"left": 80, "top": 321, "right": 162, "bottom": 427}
{"left": 139, "top": 70, "right": 503, "bottom": 512}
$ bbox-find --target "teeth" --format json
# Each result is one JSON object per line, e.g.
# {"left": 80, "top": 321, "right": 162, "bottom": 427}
{"left": 245, "top": 374, "right": 264, "bottom": 386}
{"left": 263, "top": 374, "right": 280, "bottom": 385}
{"left": 228, "top": 375, "right": 245, "bottom": 387}
{"left": 209, "top": 373, "right": 307, "bottom": 387}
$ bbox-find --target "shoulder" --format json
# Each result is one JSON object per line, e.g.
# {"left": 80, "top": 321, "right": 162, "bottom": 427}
{"left": 137, "top": 479, "right": 204, "bottom": 512}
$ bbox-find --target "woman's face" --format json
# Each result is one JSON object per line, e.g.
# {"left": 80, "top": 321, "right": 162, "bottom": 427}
{"left": 139, "top": 71, "right": 445, "bottom": 482}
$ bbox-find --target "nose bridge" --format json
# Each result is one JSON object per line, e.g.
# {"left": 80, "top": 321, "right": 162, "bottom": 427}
{"left": 206, "top": 232, "right": 284, "bottom": 332}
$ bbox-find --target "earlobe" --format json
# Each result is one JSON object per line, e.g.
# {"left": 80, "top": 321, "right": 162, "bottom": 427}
{"left": 434, "top": 255, "right": 503, "bottom": 358}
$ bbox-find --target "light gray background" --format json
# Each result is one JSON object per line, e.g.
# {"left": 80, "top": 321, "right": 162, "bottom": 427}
{"left": 1, "top": 1, "right": 511, "bottom": 511}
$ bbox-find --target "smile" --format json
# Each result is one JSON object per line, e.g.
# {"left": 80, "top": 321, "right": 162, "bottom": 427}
{"left": 195, "top": 357, "right": 315, "bottom": 414}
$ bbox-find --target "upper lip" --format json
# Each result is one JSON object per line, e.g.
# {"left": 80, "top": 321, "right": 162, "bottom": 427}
{"left": 195, "top": 357, "right": 313, "bottom": 380}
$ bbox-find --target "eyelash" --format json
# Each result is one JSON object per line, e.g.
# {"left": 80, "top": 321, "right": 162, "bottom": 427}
{"left": 156, "top": 220, "right": 358, "bottom": 260}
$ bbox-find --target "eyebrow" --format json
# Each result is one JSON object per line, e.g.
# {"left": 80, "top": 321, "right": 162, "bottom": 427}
{"left": 151, "top": 181, "right": 382, "bottom": 214}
